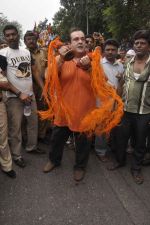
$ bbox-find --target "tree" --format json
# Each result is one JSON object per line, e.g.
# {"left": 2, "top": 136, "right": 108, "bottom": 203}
{"left": 53, "top": 0, "right": 106, "bottom": 39}
{"left": 102, "top": 0, "right": 150, "bottom": 40}
{"left": 0, "top": 13, "right": 8, "bottom": 40}
{"left": 52, "top": 0, "right": 150, "bottom": 41}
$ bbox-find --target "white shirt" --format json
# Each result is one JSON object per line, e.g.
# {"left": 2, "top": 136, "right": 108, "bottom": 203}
{"left": 102, "top": 57, "right": 124, "bottom": 89}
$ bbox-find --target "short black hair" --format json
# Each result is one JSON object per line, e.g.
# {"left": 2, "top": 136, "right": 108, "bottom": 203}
{"left": 133, "top": 30, "right": 150, "bottom": 45}
{"left": 118, "top": 47, "right": 126, "bottom": 52}
{"left": 24, "top": 30, "right": 37, "bottom": 41}
{"left": 3, "top": 24, "right": 18, "bottom": 35}
{"left": 104, "top": 39, "right": 119, "bottom": 49}
{"left": 85, "top": 34, "right": 94, "bottom": 42}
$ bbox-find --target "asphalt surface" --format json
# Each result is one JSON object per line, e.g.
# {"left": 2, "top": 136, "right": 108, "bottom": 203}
{"left": 1, "top": 144, "right": 150, "bottom": 225}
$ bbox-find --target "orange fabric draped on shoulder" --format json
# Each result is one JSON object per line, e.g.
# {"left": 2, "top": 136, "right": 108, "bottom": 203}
{"left": 39, "top": 38, "right": 124, "bottom": 135}
{"left": 80, "top": 48, "right": 124, "bottom": 135}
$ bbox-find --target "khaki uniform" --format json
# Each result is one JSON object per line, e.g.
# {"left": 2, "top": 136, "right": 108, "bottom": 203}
{"left": 31, "top": 48, "right": 50, "bottom": 139}
{"left": 0, "top": 73, "right": 12, "bottom": 171}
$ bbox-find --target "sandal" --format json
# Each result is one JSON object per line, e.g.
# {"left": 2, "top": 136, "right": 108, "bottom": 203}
{"left": 131, "top": 170, "right": 144, "bottom": 185}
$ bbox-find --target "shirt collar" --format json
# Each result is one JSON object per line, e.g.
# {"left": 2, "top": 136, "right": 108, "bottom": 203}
{"left": 102, "top": 57, "right": 119, "bottom": 65}
{"left": 26, "top": 47, "right": 40, "bottom": 54}
{"left": 130, "top": 54, "right": 150, "bottom": 65}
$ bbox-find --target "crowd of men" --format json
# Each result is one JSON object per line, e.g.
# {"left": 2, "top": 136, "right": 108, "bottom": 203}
{"left": 0, "top": 24, "right": 150, "bottom": 185}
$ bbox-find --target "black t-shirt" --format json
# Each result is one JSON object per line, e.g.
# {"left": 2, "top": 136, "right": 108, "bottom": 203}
{"left": 0, "top": 54, "right": 7, "bottom": 71}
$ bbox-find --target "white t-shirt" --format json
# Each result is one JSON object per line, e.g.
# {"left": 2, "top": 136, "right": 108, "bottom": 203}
{"left": 0, "top": 47, "right": 33, "bottom": 97}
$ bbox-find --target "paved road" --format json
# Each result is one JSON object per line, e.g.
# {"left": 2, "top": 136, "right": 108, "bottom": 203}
{"left": 1, "top": 144, "right": 150, "bottom": 225}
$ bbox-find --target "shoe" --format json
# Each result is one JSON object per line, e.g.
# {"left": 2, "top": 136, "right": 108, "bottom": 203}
{"left": 126, "top": 146, "right": 134, "bottom": 154}
{"left": 43, "top": 161, "right": 55, "bottom": 173}
{"left": 142, "top": 159, "right": 150, "bottom": 166}
{"left": 14, "top": 158, "right": 26, "bottom": 168}
{"left": 131, "top": 170, "right": 144, "bottom": 185}
{"left": 73, "top": 169, "right": 85, "bottom": 182}
{"left": 97, "top": 154, "right": 109, "bottom": 163}
{"left": 142, "top": 153, "right": 150, "bottom": 166}
{"left": 27, "top": 148, "right": 45, "bottom": 154}
{"left": 3, "top": 170, "right": 16, "bottom": 178}
{"left": 66, "top": 139, "right": 71, "bottom": 145}
{"left": 107, "top": 162, "right": 125, "bottom": 171}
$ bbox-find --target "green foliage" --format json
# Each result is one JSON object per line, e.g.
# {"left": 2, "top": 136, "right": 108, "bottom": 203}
{"left": 53, "top": 0, "right": 106, "bottom": 39}
{"left": 52, "top": 0, "right": 150, "bottom": 41}
{"left": 103, "top": 0, "right": 150, "bottom": 40}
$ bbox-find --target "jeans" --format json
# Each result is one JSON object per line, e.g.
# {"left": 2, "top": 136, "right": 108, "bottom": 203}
{"left": 95, "top": 135, "right": 110, "bottom": 156}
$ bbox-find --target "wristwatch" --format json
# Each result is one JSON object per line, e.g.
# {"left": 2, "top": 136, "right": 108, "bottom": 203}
{"left": 16, "top": 91, "right": 22, "bottom": 97}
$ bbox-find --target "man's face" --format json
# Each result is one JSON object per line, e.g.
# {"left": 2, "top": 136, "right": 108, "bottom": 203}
{"left": 70, "top": 31, "right": 86, "bottom": 55}
{"left": 118, "top": 50, "right": 126, "bottom": 59}
{"left": 4, "top": 29, "right": 19, "bottom": 49}
{"left": 93, "top": 32, "right": 100, "bottom": 40}
{"left": 133, "top": 38, "right": 150, "bottom": 57}
{"left": 104, "top": 44, "right": 118, "bottom": 62}
{"left": 86, "top": 37, "right": 94, "bottom": 51}
{"left": 24, "top": 36, "right": 37, "bottom": 50}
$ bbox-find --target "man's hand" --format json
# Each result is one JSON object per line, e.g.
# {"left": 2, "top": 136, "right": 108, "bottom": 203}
{"left": 19, "top": 93, "right": 32, "bottom": 103}
{"left": 80, "top": 55, "right": 91, "bottom": 67}
{"left": 0, "top": 81, "right": 10, "bottom": 90}
{"left": 58, "top": 45, "right": 71, "bottom": 60}
{"left": 116, "top": 72, "right": 123, "bottom": 80}
{"left": 76, "top": 55, "right": 91, "bottom": 70}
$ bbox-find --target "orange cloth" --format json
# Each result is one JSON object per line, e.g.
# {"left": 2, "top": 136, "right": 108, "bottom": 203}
{"left": 39, "top": 38, "right": 124, "bottom": 136}
{"left": 54, "top": 60, "right": 96, "bottom": 131}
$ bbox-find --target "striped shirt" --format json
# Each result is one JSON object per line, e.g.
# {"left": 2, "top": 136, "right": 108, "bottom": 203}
{"left": 122, "top": 55, "right": 150, "bottom": 114}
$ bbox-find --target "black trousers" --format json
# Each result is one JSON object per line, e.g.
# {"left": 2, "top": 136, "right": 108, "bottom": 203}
{"left": 49, "top": 126, "right": 91, "bottom": 169}
{"left": 113, "top": 112, "right": 150, "bottom": 171}
{"left": 146, "top": 124, "right": 150, "bottom": 152}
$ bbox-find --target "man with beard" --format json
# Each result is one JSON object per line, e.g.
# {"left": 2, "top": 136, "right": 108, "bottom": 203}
{"left": 24, "top": 31, "right": 50, "bottom": 144}
{"left": 109, "top": 30, "right": 150, "bottom": 184}
{"left": 0, "top": 25, "right": 43, "bottom": 168}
